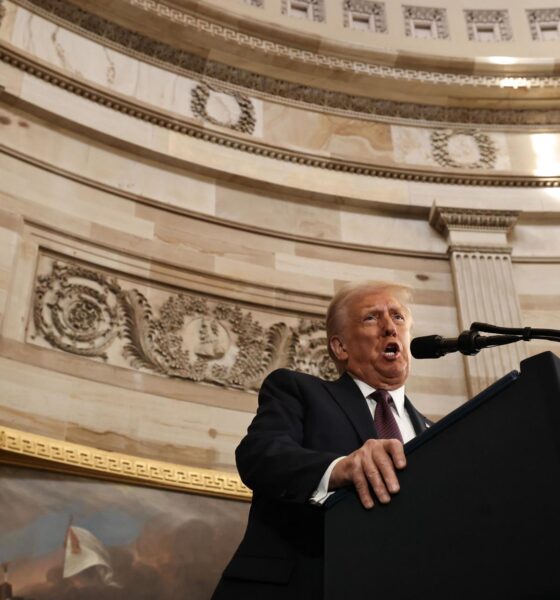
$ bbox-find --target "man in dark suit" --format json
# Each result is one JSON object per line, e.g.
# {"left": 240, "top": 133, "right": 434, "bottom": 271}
{"left": 212, "top": 282, "right": 431, "bottom": 600}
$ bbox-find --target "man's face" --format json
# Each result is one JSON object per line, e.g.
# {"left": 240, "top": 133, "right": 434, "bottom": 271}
{"left": 330, "top": 290, "right": 412, "bottom": 390}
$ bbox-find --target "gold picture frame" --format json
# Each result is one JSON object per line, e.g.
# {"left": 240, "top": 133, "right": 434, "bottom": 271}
{"left": 0, "top": 425, "right": 251, "bottom": 501}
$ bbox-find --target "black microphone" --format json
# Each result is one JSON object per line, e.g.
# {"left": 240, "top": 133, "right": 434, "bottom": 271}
{"left": 411, "top": 330, "right": 484, "bottom": 359}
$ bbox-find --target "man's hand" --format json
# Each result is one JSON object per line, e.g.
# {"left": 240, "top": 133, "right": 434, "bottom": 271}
{"left": 329, "top": 439, "right": 406, "bottom": 509}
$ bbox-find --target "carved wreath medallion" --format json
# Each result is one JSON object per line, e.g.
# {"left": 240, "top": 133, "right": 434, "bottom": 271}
{"left": 190, "top": 84, "right": 256, "bottom": 135}
{"left": 430, "top": 129, "right": 497, "bottom": 170}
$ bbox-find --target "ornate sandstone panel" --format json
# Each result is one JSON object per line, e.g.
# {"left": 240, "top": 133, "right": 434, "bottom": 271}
{"left": 526, "top": 8, "right": 560, "bottom": 41}
{"left": 281, "top": 0, "right": 325, "bottom": 23}
{"left": 29, "top": 255, "right": 338, "bottom": 392}
{"left": 464, "top": 9, "right": 513, "bottom": 43}
{"left": 343, "top": 0, "right": 387, "bottom": 33}
{"left": 402, "top": 5, "right": 449, "bottom": 40}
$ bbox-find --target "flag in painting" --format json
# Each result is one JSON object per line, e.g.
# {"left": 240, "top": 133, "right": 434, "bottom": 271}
{"left": 63, "top": 525, "right": 120, "bottom": 587}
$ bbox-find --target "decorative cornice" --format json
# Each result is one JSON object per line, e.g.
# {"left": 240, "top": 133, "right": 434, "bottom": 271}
{"left": 103, "top": 0, "right": 560, "bottom": 89}
{"left": 2, "top": 46, "right": 560, "bottom": 188}
{"left": 11, "top": 0, "right": 560, "bottom": 127}
{"left": 0, "top": 425, "right": 252, "bottom": 499}
{"left": 430, "top": 206, "right": 520, "bottom": 235}
{"left": 448, "top": 245, "right": 513, "bottom": 255}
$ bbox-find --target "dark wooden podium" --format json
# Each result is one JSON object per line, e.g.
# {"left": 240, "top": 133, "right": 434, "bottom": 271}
{"left": 324, "top": 351, "right": 560, "bottom": 600}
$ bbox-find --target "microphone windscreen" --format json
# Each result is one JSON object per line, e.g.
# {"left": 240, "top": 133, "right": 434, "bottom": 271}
{"left": 410, "top": 335, "right": 443, "bottom": 359}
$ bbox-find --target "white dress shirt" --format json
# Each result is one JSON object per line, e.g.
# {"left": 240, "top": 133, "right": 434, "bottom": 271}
{"left": 310, "top": 376, "right": 416, "bottom": 504}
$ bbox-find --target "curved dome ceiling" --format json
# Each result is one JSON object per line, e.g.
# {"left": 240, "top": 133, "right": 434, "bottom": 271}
{"left": 34, "top": 0, "right": 560, "bottom": 116}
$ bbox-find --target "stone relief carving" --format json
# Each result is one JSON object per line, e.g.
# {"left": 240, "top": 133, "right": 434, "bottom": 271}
{"left": 244, "top": 0, "right": 264, "bottom": 7}
{"left": 281, "top": 0, "right": 325, "bottom": 23}
{"left": 191, "top": 84, "right": 256, "bottom": 134}
{"left": 430, "top": 129, "right": 497, "bottom": 170}
{"left": 14, "top": 0, "right": 560, "bottom": 127}
{"left": 526, "top": 9, "right": 560, "bottom": 41}
{"left": 343, "top": 1, "right": 386, "bottom": 32}
{"left": 0, "top": 0, "right": 6, "bottom": 25}
{"left": 33, "top": 261, "right": 122, "bottom": 358}
{"left": 30, "top": 259, "right": 338, "bottom": 391}
{"left": 403, "top": 6, "right": 449, "bottom": 40}
{"left": 464, "top": 9, "right": 513, "bottom": 42}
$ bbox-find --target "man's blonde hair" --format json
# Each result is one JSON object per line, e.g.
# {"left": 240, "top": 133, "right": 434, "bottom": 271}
{"left": 326, "top": 281, "right": 413, "bottom": 374}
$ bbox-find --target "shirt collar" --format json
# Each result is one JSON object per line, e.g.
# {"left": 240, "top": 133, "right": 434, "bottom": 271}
{"left": 349, "top": 375, "right": 406, "bottom": 416}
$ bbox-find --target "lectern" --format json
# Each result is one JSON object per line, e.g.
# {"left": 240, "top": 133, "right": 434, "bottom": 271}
{"left": 325, "top": 351, "right": 560, "bottom": 600}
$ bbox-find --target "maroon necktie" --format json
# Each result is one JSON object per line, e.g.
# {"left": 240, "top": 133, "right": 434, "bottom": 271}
{"left": 372, "top": 389, "right": 403, "bottom": 442}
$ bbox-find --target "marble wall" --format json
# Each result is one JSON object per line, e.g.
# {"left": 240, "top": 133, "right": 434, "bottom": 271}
{"left": 0, "top": 0, "right": 559, "bottom": 478}
{"left": 2, "top": 2, "right": 560, "bottom": 182}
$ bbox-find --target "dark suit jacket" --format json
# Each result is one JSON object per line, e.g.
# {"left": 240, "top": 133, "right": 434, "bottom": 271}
{"left": 212, "top": 368, "right": 431, "bottom": 600}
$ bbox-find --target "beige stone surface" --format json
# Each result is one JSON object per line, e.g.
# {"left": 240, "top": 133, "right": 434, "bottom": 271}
{"left": 0, "top": 353, "right": 251, "bottom": 470}
{"left": 264, "top": 103, "right": 393, "bottom": 160}
{"left": 0, "top": 0, "right": 559, "bottom": 479}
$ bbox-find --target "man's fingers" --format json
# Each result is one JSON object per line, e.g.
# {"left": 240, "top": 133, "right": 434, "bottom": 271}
{"left": 352, "top": 469, "right": 375, "bottom": 509}
{"left": 371, "top": 450, "right": 400, "bottom": 495}
{"left": 385, "top": 439, "right": 407, "bottom": 470}
{"left": 362, "top": 455, "right": 391, "bottom": 503}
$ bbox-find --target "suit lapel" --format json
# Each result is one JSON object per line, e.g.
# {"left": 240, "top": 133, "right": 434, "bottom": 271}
{"left": 404, "top": 396, "right": 431, "bottom": 435}
{"left": 323, "top": 373, "right": 377, "bottom": 444}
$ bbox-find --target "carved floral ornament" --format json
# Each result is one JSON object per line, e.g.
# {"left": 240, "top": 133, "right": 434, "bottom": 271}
{"left": 31, "top": 259, "right": 338, "bottom": 391}
{"left": 430, "top": 129, "right": 497, "bottom": 170}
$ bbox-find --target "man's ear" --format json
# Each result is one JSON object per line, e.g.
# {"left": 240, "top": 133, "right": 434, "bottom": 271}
{"left": 329, "top": 336, "right": 348, "bottom": 362}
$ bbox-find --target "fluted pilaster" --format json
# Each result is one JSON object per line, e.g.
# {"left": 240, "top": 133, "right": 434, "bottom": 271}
{"left": 431, "top": 205, "right": 525, "bottom": 396}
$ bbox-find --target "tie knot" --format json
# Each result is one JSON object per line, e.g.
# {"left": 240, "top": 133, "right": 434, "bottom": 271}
{"left": 371, "top": 389, "right": 392, "bottom": 405}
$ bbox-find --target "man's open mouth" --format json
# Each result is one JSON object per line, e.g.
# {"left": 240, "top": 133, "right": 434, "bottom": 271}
{"left": 382, "top": 342, "right": 401, "bottom": 360}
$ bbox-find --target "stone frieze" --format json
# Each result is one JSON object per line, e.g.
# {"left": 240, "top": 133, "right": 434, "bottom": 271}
{"left": 30, "top": 257, "right": 338, "bottom": 391}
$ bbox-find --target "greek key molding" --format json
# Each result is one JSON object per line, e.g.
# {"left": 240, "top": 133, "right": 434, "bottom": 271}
{"left": 0, "top": 425, "right": 251, "bottom": 499}
{"left": 430, "top": 206, "right": 520, "bottom": 235}
{"left": 430, "top": 129, "right": 497, "bottom": 170}
{"left": 12, "top": 0, "right": 560, "bottom": 99}
{"left": 30, "top": 257, "right": 339, "bottom": 391}
{"left": 6, "top": 0, "right": 560, "bottom": 127}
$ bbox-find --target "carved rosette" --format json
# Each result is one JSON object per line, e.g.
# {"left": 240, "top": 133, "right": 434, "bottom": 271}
{"left": 33, "top": 262, "right": 122, "bottom": 358}
{"left": 190, "top": 84, "right": 256, "bottom": 135}
{"left": 31, "top": 259, "right": 337, "bottom": 390}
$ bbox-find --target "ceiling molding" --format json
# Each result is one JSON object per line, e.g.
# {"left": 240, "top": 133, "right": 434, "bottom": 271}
{"left": 10, "top": 0, "right": 560, "bottom": 126}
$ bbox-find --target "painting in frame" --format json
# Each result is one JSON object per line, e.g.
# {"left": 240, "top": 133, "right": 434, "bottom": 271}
{"left": 0, "top": 426, "right": 250, "bottom": 599}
